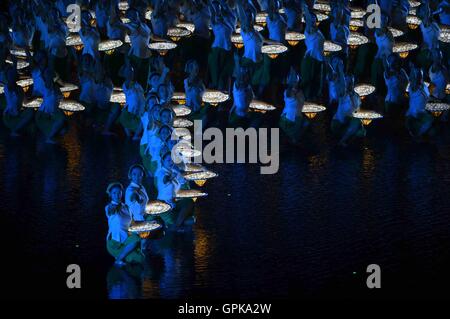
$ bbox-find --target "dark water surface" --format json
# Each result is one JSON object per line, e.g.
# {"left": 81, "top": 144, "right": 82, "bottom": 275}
{"left": 1, "top": 112, "right": 450, "bottom": 300}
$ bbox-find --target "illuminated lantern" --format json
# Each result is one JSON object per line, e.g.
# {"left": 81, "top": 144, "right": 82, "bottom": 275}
{"left": 58, "top": 100, "right": 85, "bottom": 116}
{"left": 173, "top": 128, "right": 192, "bottom": 141}
{"left": 249, "top": 100, "right": 276, "bottom": 114}
{"left": 406, "top": 15, "right": 421, "bottom": 30}
{"left": 110, "top": 91, "right": 126, "bottom": 107}
{"left": 171, "top": 105, "right": 192, "bottom": 117}
{"left": 354, "top": 84, "right": 376, "bottom": 100}
{"left": 118, "top": 1, "right": 129, "bottom": 11}
{"left": 23, "top": 98, "right": 43, "bottom": 110}
{"left": 352, "top": 110, "right": 383, "bottom": 126}
{"left": 5, "top": 58, "right": 29, "bottom": 70}
{"left": 60, "top": 83, "right": 78, "bottom": 99}
{"left": 66, "top": 35, "right": 84, "bottom": 51}
{"left": 439, "top": 29, "right": 450, "bottom": 44}
{"left": 323, "top": 41, "right": 342, "bottom": 57}
{"left": 128, "top": 221, "right": 162, "bottom": 239}
{"left": 302, "top": 103, "right": 326, "bottom": 119}
{"left": 148, "top": 41, "right": 177, "bottom": 56}
{"left": 261, "top": 44, "right": 288, "bottom": 59}
{"left": 231, "top": 34, "right": 244, "bottom": 49}
{"left": 393, "top": 42, "right": 418, "bottom": 59}
{"left": 176, "top": 22, "right": 195, "bottom": 34}
{"left": 16, "top": 78, "right": 33, "bottom": 93}
{"left": 99, "top": 40, "right": 123, "bottom": 55}
{"left": 409, "top": 0, "right": 420, "bottom": 8}
{"left": 350, "top": 7, "right": 366, "bottom": 19}
{"left": 167, "top": 27, "right": 191, "bottom": 42}
{"left": 184, "top": 170, "right": 218, "bottom": 187}
{"left": 301, "top": 12, "right": 329, "bottom": 26}
{"left": 348, "top": 33, "right": 369, "bottom": 50}
{"left": 173, "top": 118, "right": 194, "bottom": 128}
{"left": 313, "top": 2, "right": 331, "bottom": 13}
{"left": 175, "top": 189, "right": 208, "bottom": 203}
{"left": 349, "top": 19, "right": 363, "bottom": 32}
{"left": 235, "top": 25, "right": 264, "bottom": 34}
{"left": 202, "top": 90, "right": 229, "bottom": 106}
{"left": 171, "top": 92, "right": 186, "bottom": 105}
{"left": 145, "top": 200, "right": 171, "bottom": 216}
{"left": 425, "top": 102, "right": 450, "bottom": 118}
{"left": 285, "top": 32, "right": 305, "bottom": 47}
{"left": 255, "top": 12, "right": 268, "bottom": 27}
{"left": 174, "top": 141, "right": 202, "bottom": 159}
{"left": 388, "top": 27, "right": 404, "bottom": 38}
{"left": 184, "top": 163, "right": 206, "bottom": 173}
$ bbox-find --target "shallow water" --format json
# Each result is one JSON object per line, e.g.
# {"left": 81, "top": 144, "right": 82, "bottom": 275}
{"left": 0, "top": 112, "right": 450, "bottom": 300}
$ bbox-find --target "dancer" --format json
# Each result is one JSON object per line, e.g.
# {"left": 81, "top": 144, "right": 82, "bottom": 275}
{"left": 331, "top": 75, "right": 366, "bottom": 146}
{"left": 428, "top": 50, "right": 449, "bottom": 102}
{"left": 279, "top": 68, "right": 308, "bottom": 144}
{"left": 229, "top": 66, "right": 253, "bottom": 127}
{"left": 119, "top": 62, "right": 145, "bottom": 140}
{"left": 405, "top": 65, "right": 434, "bottom": 138}
{"left": 184, "top": 60, "right": 207, "bottom": 120}
{"left": 124, "top": 8, "right": 152, "bottom": 88}
{"left": 300, "top": 3, "right": 325, "bottom": 100}
{"left": 371, "top": 15, "right": 394, "bottom": 97}
{"left": 417, "top": 2, "right": 441, "bottom": 71}
{"left": 105, "top": 182, "right": 144, "bottom": 266}
{"left": 383, "top": 53, "right": 409, "bottom": 118}
{"left": 92, "top": 62, "right": 121, "bottom": 135}
{"left": 154, "top": 152, "right": 195, "bottom": 230}
{"left": 326, "top": 56, "right": 346, "bottom": 109}
{"left": 208, "top": 0, "right": 234, "bottom": 91}
{"left": 125, "top": 164, "right": 150, "bottom": 222}
{"left": 35, "top": 69, "right": 66, "bottom": 144}
{"left": 238, "top": 2, "right": 274, "bottom": 96}
{"left": 2, "top": 63, "right": 34, "bottom": 137}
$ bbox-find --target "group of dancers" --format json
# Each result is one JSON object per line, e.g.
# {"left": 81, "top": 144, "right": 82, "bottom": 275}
{"left": 0, "top": 0, "right": 449, "bottom": 264}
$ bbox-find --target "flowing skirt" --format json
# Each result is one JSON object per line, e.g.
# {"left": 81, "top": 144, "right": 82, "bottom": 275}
{"left": 331, "top": 117, "right": 366, "bottom": 139}
{"left": 189, "top": 104, "right": 209, "bottom": 121}
{"left": 35, "top": 110, "right": 66, "bottom": 136}
{"left": 119, "top": 109, "right": 141, "bottom": 133}
{"left": 384, "top": 101, "right": 406, "bottom": 119}
{"left": 405, "top": 112, "right": 434, "bottom": 137}
{"left": 300, "top": 55, "right": 323, "bottom": 100}
{"left": 240, "top": 56, "right": 271, "bottom": 88}
{"left": 128, "top": 55, "right": 150, "bottom": 89}
{"left": 106, "top": 234, "right": 144, "bottom": 264}
{"left": 140, "top": 145, "right": 159, "bottom": 176}
{"left": 228, "top": 110, "right": 248, "bottom": 128}
{"left": 354, "top": 43, "right": 376, "bottom": 81}
{"left": 208, "top": 47, "right": 234, "bottom": 89}
{"left": 93, "top": 103, "right": 121, "bottom": 125}
{"left": 104, "top": 50, "right": 125, "bottom": 87}
{"left": 3, "top": 109, "right": 34, "bottom": 131}
{"left": 370, "top": 58, "right": 386, "bottom": 96}
{"left": 279, "top": 114, "right": 308, "bottom": 143}
{"left": 415, "top": 49, "right": 433, "bottom": 71}
{"left": 157, "top": 198, "right": 194, "bottom": 226}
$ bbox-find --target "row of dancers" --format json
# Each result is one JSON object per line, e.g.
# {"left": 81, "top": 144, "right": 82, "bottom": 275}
{"left": 0, "top": 1, "right": 450, "bottom": 264}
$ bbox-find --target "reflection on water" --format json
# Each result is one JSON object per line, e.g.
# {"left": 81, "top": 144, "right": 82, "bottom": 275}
{"left": 106, "top": 230, "right": 197, "bottom": 299}
{"left": 61, "top": 130, "right": 82, "bottom": 188}
{"left": 361, "top": 145, "right": 376, "bottom": 179}
{"left": 0, "top": 118, "right": 450, "bottom": 299}
{"left": 107, "top": 264, "right": 141, "bottom": 299}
